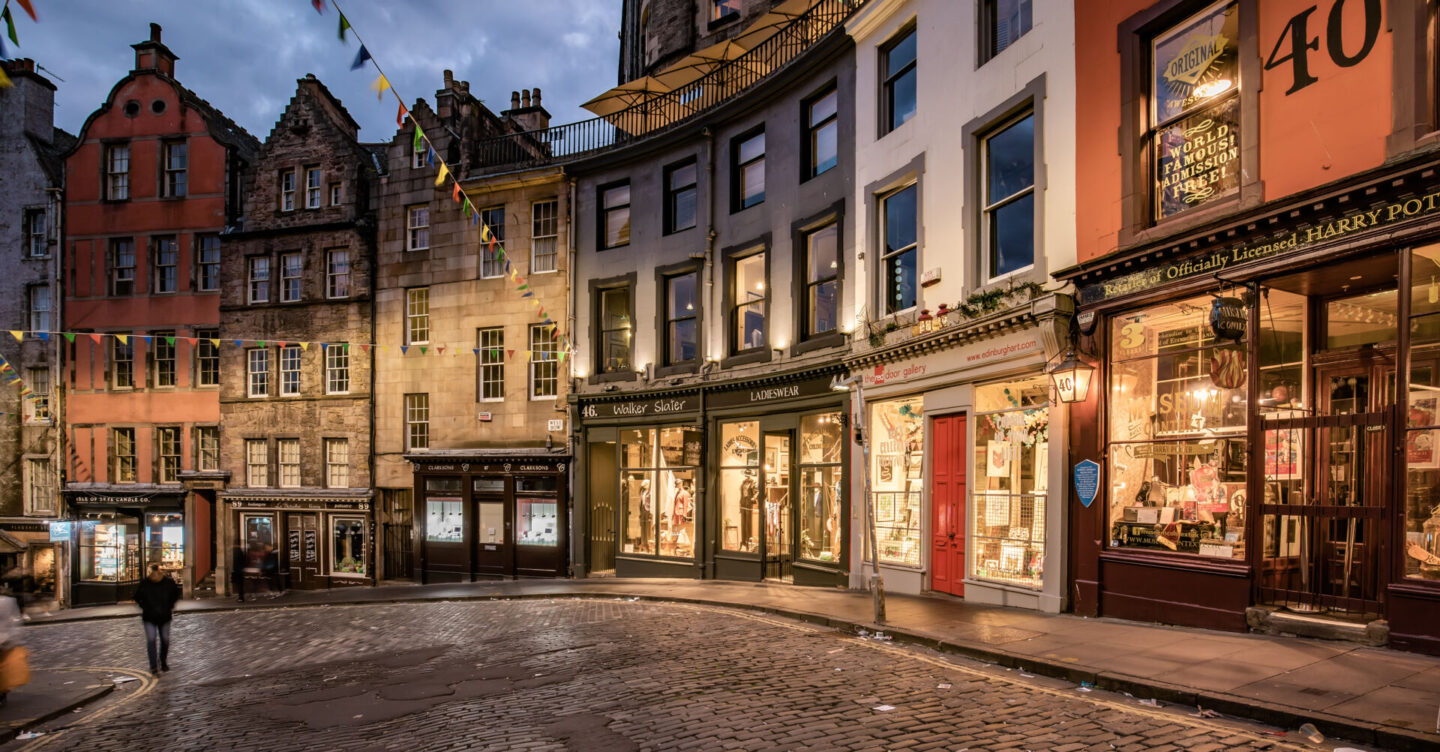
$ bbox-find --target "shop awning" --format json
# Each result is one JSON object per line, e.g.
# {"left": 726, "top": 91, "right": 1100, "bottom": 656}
{"left": 0, "top": 530, "right": 28, "bottom": 555}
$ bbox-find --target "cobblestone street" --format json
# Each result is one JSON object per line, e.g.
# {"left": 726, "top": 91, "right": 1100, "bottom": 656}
{"left": 6, "top": 600, "right": 1338, "bottom": 751}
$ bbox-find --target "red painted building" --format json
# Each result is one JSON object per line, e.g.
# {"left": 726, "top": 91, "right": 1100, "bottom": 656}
{"left": 61, "top": 24, "right": 257, "bottom": 605}
{"left": 1060, "top": 0, "right": 1440, "bottom": 653}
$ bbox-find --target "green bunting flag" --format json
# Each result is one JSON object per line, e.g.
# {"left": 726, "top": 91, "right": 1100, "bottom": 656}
{"left": 338, "top": 13, "right": 350, "bottom": 41}
{"left": 3, "top": 7, "right": 18, "bottom": 47}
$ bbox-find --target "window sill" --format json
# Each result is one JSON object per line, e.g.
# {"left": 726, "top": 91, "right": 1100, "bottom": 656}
{"left": 406, "top": 248, "right": 430, "bottom": 254}
{"left": 707, "top": 13, "right": 740, "bottom": 31}
{"left": 589, "top": 371, "right": 638, "bottom": 385}
{"left": 792, "top": 332, "right": 845, "bottom": 357}
{"left": 1098, "top": 548, "right": 1249, "bottom": 576}
{"left": 664, "top": 225, "right": 698, "bottom": 237}
{"left": 654, "top": 362, "right": 699, "bottom": 379}
{"left": 732, "top": 200, "right": 765, "bottom": 215}
{"left": 599, "top": 243, "right": 630, "bottom": 253}
{"left": 721, "top": 349, "right": 771, "bottom": 369}
{"left": 529, "top": 269, "right": 560, "bottom": 275}
{"left": 1124, "top": 193, "right": 1243, "bottom": 250}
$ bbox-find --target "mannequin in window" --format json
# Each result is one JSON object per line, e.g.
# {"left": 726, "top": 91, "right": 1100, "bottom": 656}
{"left": 740, "top": 469, "right": 759, "bottom": 550}
{"left": 638, "top": 479, "right": 653, "bottom": 554}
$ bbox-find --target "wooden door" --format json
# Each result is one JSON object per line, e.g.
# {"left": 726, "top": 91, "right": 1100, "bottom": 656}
{"left": 931, "top": 414, "right": 967, "bottom": 596}
{"left": 286, "top": 512, "right": 321, "bottom": 588}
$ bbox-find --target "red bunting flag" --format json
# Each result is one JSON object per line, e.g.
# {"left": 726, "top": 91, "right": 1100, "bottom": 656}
{"left": 452, "top": 182, "right": 461, "bottom": 203}
{"left": 15, "top": 1, "right": 36, "bottom": 22}
{"left": 89, "top": 333, "right": 103, "bottom": 344}
{"left": 397, "top": 102, "right": 408, "bottom": 127}
{"left": 311, "top": 0, "right": 325, "bottom": 14}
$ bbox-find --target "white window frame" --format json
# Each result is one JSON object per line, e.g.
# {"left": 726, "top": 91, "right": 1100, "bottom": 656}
{"left": 412, "top": 142, "right": 427, "bottom": 170}
{"left": 280, "top": 168, "right": 296, "bottom": 212}
{"left": 112, "top": 337, "right": 135, "bottom": 389}
{"left": 249, "top": 257, "right": 271, "bottom": 304}
{"left": 154, "top": 332, "right": 177, "bottom": 388}
{"left": 531, "top": 200, "right": 559, "bottom": 274}
{"left": 325, "top": 438, "right": 349, "bottom": 489}
{"left": 24, "top": 368, "right": 50, "bottom": 424}
{"left": 406, "top": 287, "right": 430, "bottom": 345}
{"left": 24, "top": 457, "right": 56, "bottom": 516}
{"left": 246, "top": 439, "right": 268, "bottom": 487}
{"left": 407, "top": 205, "right": 430, "bottom": 251}
{"left": 405, "top": 393, "right": 429, "bottom": 451}
{"left": 112, "top": 239, "right": 136, "bottom": 295}
{"left": 22, "top": 208, "right": 46, "bottom": 258}
{"left": 530, "top": 324, "right": 558, "bottom": 400}
{"left": 879, "top": 183, "right": 919, "bottom": 316}
{"left": 157, "top": 426, "right": 181, "bottom": 484}
{"left": 280, "top": 344, "right": 302, "bottom": 396}
{"left": 28, "top": 284, "right": 50, "bottom": 332}
{"left": 196, "top": 426, "right": 220, "bottom": 472}
{"left": 196, "top": 329, "right": 220, "bottom": 387}
{"left": 478, "top": 327, "right": 504, "bottom": 402}
{"left": 326, "top": 345, "right": 350, "bottom": 395}
{"left": 981, "top": 109, "right": 1037, "bottom": 283}
{"left": 154, "top": 236, "right": 179, "bottom": 293}
{"left": 198, "top": 235, "right": 221, "bottom": 291}
{"left": 326, "top": 248, "right": 351, "bottom": 299}
{"left": 480, "top": 206, "right": 506, "bottom": 279}
{"left": 247, "top": 348, "right": 270, "bottom": 398}
{"left": 278, "top": 438, "right": 301, "bottom": 488}
{"left": 106, "top": 144, "right": 130, "bottom": 200}
{"left": 113, "top": 427, "right": 137, "bottom": 484}
{"left": 330, "top": 183, "right": 342, "bottom": 206}
{"left": 280, "top": 252, "right": 302, "bottom": 302}
{"left": 163, "top": 141, "right": 187, "bottom": 197}
{"left": 305, "top": 166, "right": 322, "bottom": 209}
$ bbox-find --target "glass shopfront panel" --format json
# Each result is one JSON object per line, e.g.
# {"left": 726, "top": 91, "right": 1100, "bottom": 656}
{"left": 972, "top": 376, "right": 1048, "bottom": 589}
{"left": 80, "top": 516, "right": 139, "bottom": 582}
{"left": 1108, "top": 295, "right": 1247, "bottom": 558}
{"left": 719, "top": 421, "right": 761, "bottom": 552}
{"left": 621, "top": 427, "right": 697, "bottom": 559}
{"left": 330, "top": 515, "right": 367, "bottom": 576}
{"left": 145, "top": 513, "right": 185, "bottom": 574}
{"left": 799, "top": 412, "right": 843, "bottom": 563}
{"left": 518, "top": 498, "right": 559, "bottom": 546}
{"left": 425, "top": 477, "right": 464, "bottom": 543}
{"left": 1407, "top": 245, "right": 1440, "bottom": 579}
{"left": 869, "top": 397, "right": 924, "bottom": 567}
{"left": 244, "top": 514, "right": 276, "bottom": 549}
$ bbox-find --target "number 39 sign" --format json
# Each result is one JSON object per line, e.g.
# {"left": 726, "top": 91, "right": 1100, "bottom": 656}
{"left": 1266, "top": 0, "right": 1382, "bottom": 95}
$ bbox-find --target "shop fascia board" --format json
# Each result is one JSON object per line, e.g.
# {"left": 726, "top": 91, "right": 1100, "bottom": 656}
{"left": 844, "top": 292, "right": 1073, "bottom": 369}
{"left": 573, "top": 363, "right": 844, "bottom": 404}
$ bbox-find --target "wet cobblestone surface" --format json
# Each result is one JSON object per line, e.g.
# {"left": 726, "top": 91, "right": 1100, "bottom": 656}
{"left": 7, "top": 600, "right": 1321, "bottom": 751}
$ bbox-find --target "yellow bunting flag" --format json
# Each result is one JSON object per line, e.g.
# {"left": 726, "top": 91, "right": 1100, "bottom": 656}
{"left": 0, "top": 67, "right": 11, "bottom": 90}
{"left": 116, "top": 334, "right": 129, "bottom": 345}
{"left": 7, "top": 331, "right": 20, "bottom": 342}
{"left": 300, "top": 342, "right": 310, "bottom": 351}
{"left": 209, "top": 338, "right": 221, "bottom": 349}
{"left": 434, "top": 163, "right": 449, "bottom": 187}
{"left": 371, "top": 74, "right": 390, "bottom": 100}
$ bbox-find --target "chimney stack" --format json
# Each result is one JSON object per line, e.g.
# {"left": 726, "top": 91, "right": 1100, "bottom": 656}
{"left": 132, "top": 22, "right": 179, "bottom": 77}
{"left": 532, "top": 87, "right": 542, "bottom": 108}
{"left": 503, "top": 85, "right": 551, "bottom": 132}
{"left": 150, "top": 22, "right": 162, "bottom": 42}
{"left": 521, "top": 89, "right": 532, "bottom": 108}
{"left": 511, "top": 91, "right": 521, "bottom": 110}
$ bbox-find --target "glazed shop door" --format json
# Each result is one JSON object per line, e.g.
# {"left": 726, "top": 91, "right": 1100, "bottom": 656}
{"left": 930, "top": 414, "right": 967, "bottom": 597}
{"left": 286, "top": 513, "right": 321, "bottom": 588}
{"left": 472, "top": 476, "right": 513, "bottom": 578}
{"left": 761, "top": 431, "right": 795, "bottom": 580}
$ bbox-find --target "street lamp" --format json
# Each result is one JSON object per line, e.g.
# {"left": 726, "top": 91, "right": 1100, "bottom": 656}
{"left": 831, "top": 373, "right": 885, "bottom": 624}
{"left": 1048, "top": 348, "right": 1094, "bottom": 404}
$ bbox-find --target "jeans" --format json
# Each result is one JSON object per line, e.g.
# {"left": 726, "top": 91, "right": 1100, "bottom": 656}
{"left": 143, "top": 620, "right": 171, "bottom": 671}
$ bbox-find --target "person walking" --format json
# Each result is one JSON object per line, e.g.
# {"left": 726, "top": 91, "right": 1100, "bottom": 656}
{"left": 0, "top": 587, "right": 27, "bottom": 706}
{"left": 230, "top": 545, "right": 247, "bottom": 602}
{"left": 133, "top": 564, "right": 180, "bottom": 675}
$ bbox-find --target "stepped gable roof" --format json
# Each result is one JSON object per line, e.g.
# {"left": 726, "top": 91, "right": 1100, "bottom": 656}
{"left": 26, "top": 126, "right": 77, "bottom": 187}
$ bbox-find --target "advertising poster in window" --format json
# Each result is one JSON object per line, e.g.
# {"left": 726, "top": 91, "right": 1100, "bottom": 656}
{"left": 1408, "top": 396, "right": 1440, "bottom": 469}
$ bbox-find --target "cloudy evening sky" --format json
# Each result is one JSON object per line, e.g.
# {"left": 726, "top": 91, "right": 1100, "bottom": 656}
{"left": 7, "top": 0, "right": 622, "bottom": 142}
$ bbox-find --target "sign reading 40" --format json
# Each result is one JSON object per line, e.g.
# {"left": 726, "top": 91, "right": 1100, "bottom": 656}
{"left": 1265, "top": 0, "right": 1381, "bottom": 95}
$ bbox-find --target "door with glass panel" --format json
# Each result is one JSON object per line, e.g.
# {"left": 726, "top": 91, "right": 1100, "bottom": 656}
{"left": 472, "top": 476, "right": 511, "bottom": 578}
{"left": 761, "top": 431, "right": 794, "bottom": 580}
{"left": 286, "top": 512, "right": 321, "bottom": 588}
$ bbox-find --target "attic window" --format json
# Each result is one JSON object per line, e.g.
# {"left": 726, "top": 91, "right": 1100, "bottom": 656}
{"left": 151, "top": 99, "right": 167, "bottom": 115}
{"left": 123, "top": 100, "right": 141, "bottom": 118}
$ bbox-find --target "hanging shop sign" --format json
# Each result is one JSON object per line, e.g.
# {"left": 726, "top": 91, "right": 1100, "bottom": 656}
{"left": 579, "top": 394, "right": 699, "bottom": 420}
{"left": 48, "top": 521, "right": 71, "bottom": 542}
{"left": 1209, "top": 346, "right": 1246, "bottom": 389}
{"left": 1209, "top": 297, "right": 1247, "bottom": 340}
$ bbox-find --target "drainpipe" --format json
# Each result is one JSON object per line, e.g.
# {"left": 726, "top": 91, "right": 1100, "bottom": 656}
{"left": 48, "top": 185, "right": 67, "bottom": 609}
{"left": 566, "top": 175, "right": 580, "bottom": 578}
{"left": 699, "top": 128, "right": 717, "bottom": 579}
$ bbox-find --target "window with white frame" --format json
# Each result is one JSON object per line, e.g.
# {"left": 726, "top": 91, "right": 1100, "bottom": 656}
{"left": 154, "top": 332, "right": 176, "bottom": 387}
{"left": 106, "top": 144, "right": 130, "bottom": 200}
{"left": 249, "top": 257, "right": 271, "bottom": 303}
{"left": 530, "top": 325, "right": 558, "bottom": 399}
{"left": 330, "top": 183, "right": 342, "bottom": 206}
{"left": 113, "top": 428, "right": 137, "bottom": 483}
{"left": 24, "top": 458, "right": 56, "bottom": 516}
{"left": 23, "top": 209, "right": 46, "bottom": 257}
{"left": 326, "top": 344, "right": 350, "bottom": 395}
{"left": 406, "top": 287, "right": 430, "bottom": 345}
{"left": 157, "top": 426, "right": 181, "bottom": 483}
{"left": 28, "top": 284, "right": 50, "bottom": 332}
{"left": 600, "top": 183, "right": 630, "bottom": 249}
{"left": 163, "top": 141, "right": 187, "bottom": 197}
{"left": 112, "top": 239, "right": 135, "bottom": 295}
{"left": 154, "top": 236, "right": 179, "bottom": 293}
{"left": 405, "top": 393, "right": 429, "bottom": 450}
{"left": 326, "top": 248, "right": 351, "bottom": 298}
{"left": 305, "top": 166, "right": 322, "bottom": 209}
{"left": 196, "top": 329, "right": 220, "bottom": 387}
{"left": 325, "top": 438, "right": 349, "bottom": 489}
{"left": 278, "top": 438, "right": 300, "bottom": 488}
{"left": 112, "top": 337, "right": 135, "bottom": 389}
{"left": 196, "top": 426, "right": 219, "bottom": 472}
{"left": 247, "top": 348, "right": 269, "bottom": 397}
{"left": 24, "top": 368, "right": 49, "bottom": 423}
{"left": 279, "top": 168, "right": 296, "bottom": 211}
{"left": 280, "top": 344, "right": 302, "bottom": 396}
{"left": 407, "top": 205, "right": 430, "bottom": 251}
{"left": 198, "top": 234, "right": 221, "bottom": 291}
{"left": 478, "top": 327, "right": 504, "bottom": 401}
{"left": 246, "top": 439, "right": 268, "bottom": 487}
{"left": 480, "top": 206, "right": 505, "bottom": 278}
{"left": 881, "top": 26, "right": 917, "bottom": 134}
{"left": 982, "top": 111, "right": 1036, "bottom": 280}
{"left": 880, "top": 184, "right": 918, "bottom": 314}
{"left": 412, "top": 140, "right": 427, "bottom": 169}
{"left": 281, "top": 252, "right": 302, "bottom": 302}
{"left": 532, "top": 200, "right": 559, "bottom": 273}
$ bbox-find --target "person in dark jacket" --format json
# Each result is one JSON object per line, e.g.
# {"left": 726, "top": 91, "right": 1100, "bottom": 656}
{"left": 133, "top": 564, "right": 181, "bottom": 675}
{"left": 231, "top": 545, "right": 248, "bottom": 602}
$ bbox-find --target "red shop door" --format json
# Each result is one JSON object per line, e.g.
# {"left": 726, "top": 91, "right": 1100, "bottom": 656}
{"left": 931, "top": 414, "right": 966, "bottom": 597}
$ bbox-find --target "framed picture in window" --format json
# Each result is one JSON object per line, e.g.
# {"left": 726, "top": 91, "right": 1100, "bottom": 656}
{"left": 1407, "top": 396, "right": 1440, "bottom": 469}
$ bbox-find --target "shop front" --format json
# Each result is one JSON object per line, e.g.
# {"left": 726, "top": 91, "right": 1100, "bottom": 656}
{"left": 222, "top": 489, "right": 375, "bottom": 590}
{"left": 0, "top": 520, "right": 60, "bottom": 604}
{"left": 64, "top": 488, "right": 186, "bottom": 606}
{"left": 1061, "top": 161, "right": 1440, "bottom": 652}
{"left": 845, "top": 303, "right": 1071, "bottom": 613}
{"left": 411, "top": 451, "right": 569, "bottom": 582}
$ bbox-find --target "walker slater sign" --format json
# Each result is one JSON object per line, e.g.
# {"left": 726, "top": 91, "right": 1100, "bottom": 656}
{"left": 1081, "top": 184, "right": 1440, "bottom": 305}
{"left": 579, "top": 394, "right": 699, "bottom": 420}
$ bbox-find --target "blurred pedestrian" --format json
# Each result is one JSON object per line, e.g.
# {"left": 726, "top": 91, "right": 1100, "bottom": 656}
{"left": 230, "top": 545, "right": 248, "bottom": 602}
{"left": 262, "top": 544, "right": 281, "bottom": 594}
{"left": 133, "top": 564, "right": 180, "bottom": 675}
{"left": 0, "top": 586, "right": 27, "bottom": 706}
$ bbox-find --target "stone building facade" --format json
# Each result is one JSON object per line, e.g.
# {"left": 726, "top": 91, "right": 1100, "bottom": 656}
{"left": 375, "top": 72, "right": 571, "bottom": 582}
{"left": 216, "top": 75, "right": 380, "bottom": 592}
{"left": 0, "top": 58, "right": 72, "bottom": 603}
{"left": 619, "top": 0, "right": 786, "bottom": 82}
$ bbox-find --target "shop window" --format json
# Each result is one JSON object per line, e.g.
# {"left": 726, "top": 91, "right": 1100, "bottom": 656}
{"left": 407, "top": 205, "right": 430, "bottom": 251}
{"left": 805, "top": 87, "right": 839, "bottom": 179}
{"left": 305, "top": 166, "right": 322, "bottom": 209}
{"left": 145, "top": 513, "right": 184, "bottom": 572}
{"left": 247, "top": 348, "right": 269, "bottom": 398}
{"left": 532, "top": 199, "right": 559, "bottom": 273}
{"left": 869, "top": 397, "right": 924, "bottom": 566}
{"left": 1406, "top": 245, "right": 1440, "bottom": 580}
{"left": 478, "top": 327, "right": 505, "bottom": 401}
{"left": 331, "top": 516, "right": 366, "bottom": 576}
{"left": 326, "top": 344, "right": 350, "bottom": 395}
{"left": 1107, "top": 294, "right": 1247, "bottom": 559}
{"left": 279, "top": 168, "right": 296, "bottom": 212}
{"left": 246, "top": 439, "right": 268, "bottom": 487}
{"left": 598, "top": 286, "right": 633, "bottom": 373}
{"left": 802, "top": 222, "right": 839, "bottom": 339}
{"left": 664, "top": 160, "right": 697, "bottom": 235}
{"left": 406, "top": 287, "right": 430, "bottom": 345}
{"left": 248, "top": 257, "right": 271, "bottom": 304}
{"left": 280, "top": 252, "right": 302, "bottom": 302}
{"left": 1148, "top": 1, "right": 1239, "bottom": 222}
{"left": 80, "top": 516, "right": 138, "bottom": 582}
{"left": 325, "top": 439, "right": 350, "bottom": 489}
{"left": 481, "top": 206, "right": 506, "bottom": 278}
{"left": 243, "top": 514, "right": 276, "bottom": 550}
{"left": 406, "top": 393, "right": 430, "bottom": 450}
{"left": 972, "top": 377, "right": 1048, "bottom": 588}
{"left": 880, "top": 184, "right": 917, "bottom": 314}
{"left": 198, "top": 235, "right": 221, "bottom": 292}
{"left": 518, "top": 476, "right": 558, "bottom": 493}
{"left": 981, "top": 112, "right": 1035, "bottom": 281}
{"left": 424, "top": 477, "right": 463, "bottom": 542}
{"left": 600, "top": 182, "right": 631, "bottom": 250}
{"left": 157, "top": 426, "right": 181, "bottom": 484}
{"left": 981, "top": 0, "right": 1032, "bottom": 62}
{"left": 112, "top": 337, "right": 135, "bottom": 390}
{"left": 518, "top": 497, "right": 559, "bottom": 547}
{"left": 163, "top": 142, "right": 187, "bottom": 198}
{"left": 196, "top": 426, "right": 219, "bottom": 472}
{"left": 278, "top": 439, "right": 300, "bottom": 488}
{"left": 731, "top": 252, "right": 767, "bottom": 353}
{"left": 24, "top": 368, "right": 50, "bottom": 423}
{"left": 799, "top": 412, "right": 844, "bottom": 563}
{"left": 24, "top": 458, "right": 56, "bottom": 516}
{"left": 881, "top": 25, "right": 917, "bottom": 135}
{"left": 152, "top": 236, "right": 178, "bottom": 294}
{"left": 719, "top": 421, "right": 760, "bottom": 552}
{"left": 732, "top": 129, "right": 766, "bottom": 212}
{"left": 280, "top": 344, "right": 302, "bottom": 396}
{"left": 663, "top": 270, "right": 699, "bottom": 366}
{"left": 530, "top": 325, "right": 559, "bottom": 399}
{"left": 154, "top": 331, "right": 176, "bottom": 387}
{"left": 106, "top": 144, "right": 130, "bottom": 201}
{"left": 196, "top": 329, "right": 220, "bottom": 387}
{"left": 621, "top": 428, "right": 698, "bottom": 559}
{"left": 112, "top": 239, "right": 136, "bottom": 296}
{"left": 326, "top": 248, "right": 350, "bottom": 298}
{"left": 1325, "top": 289, "right": 1399, "bottom": 350}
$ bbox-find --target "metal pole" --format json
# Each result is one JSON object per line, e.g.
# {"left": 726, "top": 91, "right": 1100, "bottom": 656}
{"left": 852, "top": 379, "right": 885, "bottom": 624}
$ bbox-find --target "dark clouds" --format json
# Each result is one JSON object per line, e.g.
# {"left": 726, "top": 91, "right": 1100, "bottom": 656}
{"left": 10, "top": 1, "right": 620, "bottom": 143}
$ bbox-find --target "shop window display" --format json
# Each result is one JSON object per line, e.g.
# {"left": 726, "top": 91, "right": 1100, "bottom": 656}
{"left": 80, "top": 517, "right": 139, "bottom": 582}
{"left": 518, "top": 497, "right": 559, "bottom": 546}
{"left": 621, "top": 428, "right": 698, "bottom": 558}
{"left": 244, "top": 515, "right": 275, "bottom": 549}
{"left": 1108, "top": 294, "right": 1247, "bottom": 558}
{"left": 1406, "top": 245, "right": 1440, "bottom": 579}
{"left": 719, "top": 421, "right": 761, "bottom": 552}
{"left": 331, "top": 516, "right": 367, "bottom": 576}
{"left": 870, "top": 397, "right": 924, "bottom": 566}
{"left": 972, "top": 377, "right": 1048, "bottom": 588}
{"left": 144, "top": 513, "right": 184, "bottom": 574}
{"left": 799, "top": 412, "right": 844, "bottom": 563}
{"left": 425, "top": 477, "right": 464, "bottom": 543}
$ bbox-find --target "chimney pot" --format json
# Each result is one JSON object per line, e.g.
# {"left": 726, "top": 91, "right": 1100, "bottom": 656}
{"left": 443, "top": 69, "right": 454, "bottom": 87}
{"left": 532, "top": 87, "right": 542, "bottom": 106}
{"left": 511, "top": 91, "right": 521, "bottom": 109}
{"left": 150, "top": 23, "right": 162, "bottom": 42}
{"left": 522, "top": 89, "right": 531, "bottom": 108}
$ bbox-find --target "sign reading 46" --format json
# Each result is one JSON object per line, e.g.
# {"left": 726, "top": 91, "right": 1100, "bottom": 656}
{"left": 1266, "top": 0, "right": 1382, "bottom": 95}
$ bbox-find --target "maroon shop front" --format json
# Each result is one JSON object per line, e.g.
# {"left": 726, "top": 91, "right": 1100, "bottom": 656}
{"left": 1059, "top": 159, "right": 1440, "bottom": 654}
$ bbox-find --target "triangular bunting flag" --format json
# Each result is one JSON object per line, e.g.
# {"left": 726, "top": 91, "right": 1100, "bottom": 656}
{"left": 3, "top": 7, "right": 17, "bottom": 47}
{"left": 472, "top": 348, "right": 480, "bottom": 356}
{"left": 462, "top": 197, "right": 472, "bottom": 216}
{"left": 426, "top": 148, "right": 435, "bottom": 167}
{"left": 233, "top": 340, "right": 243, "bottom": 347}
{"left": 338, "top": 12, "right": 350, "bottom": 41}
{"left": 0, "top": 67, "right": 10, "bottom": 91}
{"left": 320, "top": 343, "right": 329, "bottom": 351}
{"left": 507, "top": 349, "right": 514, "bottom": 359}
{"left": 397, "top": 102, "right": 408, "bottom": 128}
{"left": 343, "top": 343, "right": 351, "bottom": 352}
{"left": 480, "top": 225, "right": 491, "bottom": 242}
{"left": 300, "top": 342, "right": 310, "bottom": 351}
{"left": 311, "top": 0, "right": 325, "bottom": 13}
{"left": 452, "top": 182, "right": 461, "bottom": 203}
{"left": 352, "top": 45, "right": 373, "bottom": 72}
{"left": 88, "top": 333, "right": 103, "bottom": 344}
{"left": 209, "top": 338, "right": 221, "bottom": 348}
{"left": 165, "top": 336, "right": 176, "bottom": 347}
{"left": 522, "top": 292, "right": 533, "bottom": 298}
{"left": 15, "top": 1, "right": 36, "bottom": 22}
{"left": 413, "top": 125, "right": 423, "bottom": 153}
{"left": 558, "top": 351, "right": 568, "bottom": 363}
{"left": 360, "top": 344, "right": 370, "bottom": 353}
{"left": 419, "top": 346, "right": 428, "bottom": 355}
{"left": 400, "top": 345, "right": 409, "bottom": 355}
{"left": 183, "top": 337, "right": 197, "bottom": 346}
{"left": 62, "top": 333, "right": 76, "bottom": 344}
{"left": 370, "top": 72, "right": 389, "bottom": 99}
{"left": 8, "top": 331, "right": 20, "bottom": 342}
{"left": 434, "top": 163, "right": 449, "bottom": 187}
{"left": 116, "top": 334, "right": 129, "bottom": 345}
{"left": 437, "top": 346, "right": 446, "bottom": 355}
{"left": 140, "top": 335, "right": 153, "bottom": 344}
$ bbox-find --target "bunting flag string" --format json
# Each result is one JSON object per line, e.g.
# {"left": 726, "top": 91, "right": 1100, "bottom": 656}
{"left": 319, "top": 0, "right": 575, "bottom": 358}
{"left": 0, "top": 328, "right": 566, "bottom": 361}
{"left": 0, "top": 0, "right": 40, "bottom": 87}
